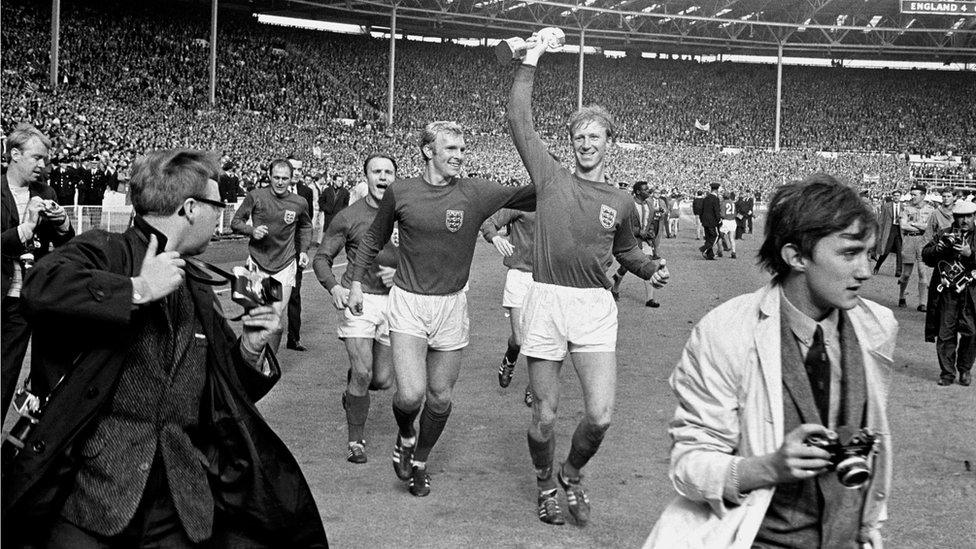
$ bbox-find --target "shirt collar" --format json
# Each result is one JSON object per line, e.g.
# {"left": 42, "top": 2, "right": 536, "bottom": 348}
{"left": 780, "top": 286, "right": 839, "bottom": 347}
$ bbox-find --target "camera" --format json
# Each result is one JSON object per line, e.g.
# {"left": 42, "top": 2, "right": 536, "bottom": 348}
{"left": 1, "top": 386, "right": 44, "bottom": 464}
{"left": 231, "top": 264, "right": 282, "bottom": 312}
{"left": 38, "top": 199, "right": 61, "bottom": 216}
{"left": 940, "top": 231, "right": 961, "bottom": 250}
{"left": 805, "top": 429, "right": 878, "bottom": 488}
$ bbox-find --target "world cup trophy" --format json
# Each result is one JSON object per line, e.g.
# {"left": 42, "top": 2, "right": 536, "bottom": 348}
{"left": 495, "top": 27, "right": 566, "bottom": 65}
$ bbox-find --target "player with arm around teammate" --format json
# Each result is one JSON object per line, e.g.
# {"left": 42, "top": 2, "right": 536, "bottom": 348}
{"left": 507, "top": 30, "right": 670, "bottom": 526}
{"left": 345, "top": 121, "right": 535, "bottom": 497}
{"left": 312, "top": 153, "right": 400, "bottom": 464}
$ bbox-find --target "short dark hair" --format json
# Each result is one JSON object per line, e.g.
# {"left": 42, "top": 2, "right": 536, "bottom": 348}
{"left": 129, "top": 150, "right": 220, "bottom": 216}
{"left": 710, "top": 182, "right": 720, "bottom": 190}
{"left": 363, "top": 153, "right": 398, "bottom": 175}
{"left": 633, "top": 180, "right": 649, "bottom": 193}
{"left": 758, "top": 173, "right": 876, "bottom": 281}
{"left": 268, "top": 158, "right": 293, "bottom": 176}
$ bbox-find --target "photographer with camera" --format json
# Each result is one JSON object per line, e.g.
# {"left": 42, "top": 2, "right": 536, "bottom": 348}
{"left": 5, "top": 149, "right": 327, "bottom": 547}
{"left": 922, "top": 200, "right": 976, "bottom": 387}
{"left": 647, "top": 175, "right": 895, "bottom": 549}
{"left": 1, "top": 124, "right": 74, "bottom": 415}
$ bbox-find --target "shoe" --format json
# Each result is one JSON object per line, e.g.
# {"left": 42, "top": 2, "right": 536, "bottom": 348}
{"left": 408, "top": 465, "right": 430, "bottom": 497}
{"left": 717, "top": 251, "right": 723, "bottom": 258}
{"left": 898, "top": 298, "right": 906, "bottom": 308}
{"left": 937, "top": 377, "right": 954, "bottom": 386}
{"left": 498, "top": 355, "right": 516, "bottom": 388}
{"left": 872, "top": 267, "right": 879, "bottom": 275}
{"left": 645, "top": 300, "right": 660, "bottom": 308}
{"left": 701, "top": 250, "right": 708, "bottom": 260}
{"left": 347, "top": 440, "right": 367, "bottom": 464}
{"left": 917, "top": 304, "right": 927, "bottom": 312}
{"left": 537, "top": 489, "right": 566, "bottom": 525}
{"left": 524, "top": 386, "right": 534, "bottom": 407}
{"left": 960, "top": 371, "right": 972, "bottom": 386}
{"left": 286, "top": 341, "right": 307, "bottom": 351}
{"left": 557, "top": 465, "right": 591, "bottom": 526}
{"left": 895, "top": 271, "right": 902, "bottom": 278}
{"left": 730, "top": 252, "right": 737, "bottom": 259}
{"left": 392, "top": 436, "right": 414, "bottom": 481}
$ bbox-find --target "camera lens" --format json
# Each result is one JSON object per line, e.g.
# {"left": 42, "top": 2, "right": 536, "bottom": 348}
{"left": 835, "top": 456, "right": 871, "bottom": 488}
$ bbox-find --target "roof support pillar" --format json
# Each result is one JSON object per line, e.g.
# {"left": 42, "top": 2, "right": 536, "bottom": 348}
{"left": 774, "top": 40, "right": 783, "bottom": 152}
{"left": 50, "top": 0, "right": 60, "bottom": 90}
{"left": 577, "top": 27, "right": 585, "bottom": 111}
{"left": 387, "top": 6, "right": 397, "bottom": 127}
{"left": 209, "top": 0, "right": 218, "bottom": 106}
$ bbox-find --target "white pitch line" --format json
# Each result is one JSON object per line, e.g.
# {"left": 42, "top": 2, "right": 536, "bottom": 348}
{"left": 214, "top": 262, "right": 346, "bottom": 294}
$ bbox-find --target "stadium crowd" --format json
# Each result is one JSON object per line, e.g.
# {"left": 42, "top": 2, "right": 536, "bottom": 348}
{"left": 2, "top": 0, "right": 973, "bottom": 198}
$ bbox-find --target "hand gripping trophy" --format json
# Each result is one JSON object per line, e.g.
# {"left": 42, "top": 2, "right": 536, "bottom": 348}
{"left": 495, "top": 27, "right": 566, "bottom": 64}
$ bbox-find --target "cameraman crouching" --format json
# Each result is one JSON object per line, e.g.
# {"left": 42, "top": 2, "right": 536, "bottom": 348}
{"left": 3, "top": 150, "right": 327, "bottom": 547}
{"left": 922, "top": 200, "right": 976, "bottom": 387}
{"left": 646, "top": 175, "right": 896, "bottom": 548}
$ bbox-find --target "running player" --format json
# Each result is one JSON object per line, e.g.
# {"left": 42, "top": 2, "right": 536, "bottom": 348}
{"left": 507, "top": 32, "right": 670, "bottom": 526}
{"left": 313, "top": 153, "right": 399, "bottom": 464}
{"left": 346, "top": 121, "right": 535, "bottom": 497}
{"left": 231, "top": 159, "right": 312, "bottom": 351}
{"left": 480, "top": 208, "right": 537, "bottom": 406}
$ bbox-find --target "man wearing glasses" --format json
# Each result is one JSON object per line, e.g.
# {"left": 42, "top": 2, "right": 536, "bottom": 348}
{"left": 11, "top": 149, "right": 327, "bottom": 547}
{"left": 232, "top": 159, "right": 313, "bottom": 351}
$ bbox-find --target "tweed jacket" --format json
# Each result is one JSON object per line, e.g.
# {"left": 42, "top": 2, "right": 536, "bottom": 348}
{"left": 644, "top": 283, "right": 896, "bottom": 549}
{"left": 2, "top": 220, "right": 328, "bottom": 548}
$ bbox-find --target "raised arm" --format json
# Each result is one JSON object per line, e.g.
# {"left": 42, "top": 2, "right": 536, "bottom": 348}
{"left": 507, "top": 62, "right": 558, "bottom": 188}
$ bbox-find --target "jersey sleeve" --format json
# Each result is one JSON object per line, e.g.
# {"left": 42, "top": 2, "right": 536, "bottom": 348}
{"left": 296, "top": 201, "right": 312, "bottom": 253}
{"left": 480, "top": 208, "right": 518, "bottom": 243}
{"left": 507, "top": 65, "right": 558, "bottom": 190}
{"left": 231, "top": 192, "right": 255, "bottom": 235}
{"left": 312, "top": 213, "right": 348, "bottom": 291}
{"left": 349, "top": 186, "right": 396, "bottom": 284}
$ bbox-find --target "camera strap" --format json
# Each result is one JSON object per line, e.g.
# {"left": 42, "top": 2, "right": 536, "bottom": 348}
{"left": 182, "top": 258, "right": 249, "bottom": 321}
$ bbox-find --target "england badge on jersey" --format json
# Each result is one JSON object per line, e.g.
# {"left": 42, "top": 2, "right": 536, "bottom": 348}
{"left": 599, "top": 204, "right": 616, "bottom": 229}
{"left": 283, "top": 210, "right": 296, "bottom": 224}
{"left": 446, "top": 209, "right": 464, "bottom": 233}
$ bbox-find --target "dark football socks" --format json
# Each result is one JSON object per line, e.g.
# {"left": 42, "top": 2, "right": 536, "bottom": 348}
{"left": 528, "top": 429, "right": 557, "bottom": 490}
{"left": 392, "top": 401, "right": 420, "bottom": 440}
{"left": 505, "top": 338, "right": 520, "bottom": 364}
{"left": 566, "top": 420, "right": 610, "bottom": 471}
{"left": 345, "top": 392, "right": 369, "bottom": 442}
{"left": 412, "top": 402, "right": 452, "bottom": 463}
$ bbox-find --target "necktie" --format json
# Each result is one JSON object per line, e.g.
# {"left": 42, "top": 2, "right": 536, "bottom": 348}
{"left": 804, "top": 325, "right": 831, "bottom": 425}
{"left": 893, "top": 203, "right": 899, "bottom": 223}
{"left": 639, "top": 203, "right": 648, "bottom": 231}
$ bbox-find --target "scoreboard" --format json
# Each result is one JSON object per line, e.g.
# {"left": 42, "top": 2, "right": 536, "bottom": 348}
{"left": 900, "top": 1, "right": 976, "bottom": 14}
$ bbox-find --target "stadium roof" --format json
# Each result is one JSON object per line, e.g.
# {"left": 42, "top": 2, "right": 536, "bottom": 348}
{"left": 238, "top": 0, "right": 976, "bottom": 63}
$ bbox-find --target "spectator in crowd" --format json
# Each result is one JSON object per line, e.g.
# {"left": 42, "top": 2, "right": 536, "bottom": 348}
{"left": 319, "top": 173, "right": 350, "bottom": 236}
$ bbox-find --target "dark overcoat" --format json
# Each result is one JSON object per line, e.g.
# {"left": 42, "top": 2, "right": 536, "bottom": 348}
{"left": 2, "top": 221, "right": 328, "bottom": 548}
{"left": 921, "top": 227, "right": 976, "bottom": 343}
